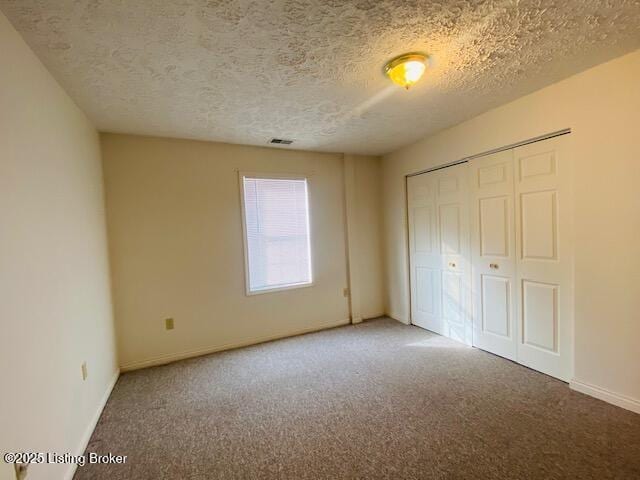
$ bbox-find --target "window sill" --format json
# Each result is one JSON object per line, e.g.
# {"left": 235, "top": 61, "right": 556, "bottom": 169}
{"left": 246, "top": 281, "right": 314, "bottom": 296}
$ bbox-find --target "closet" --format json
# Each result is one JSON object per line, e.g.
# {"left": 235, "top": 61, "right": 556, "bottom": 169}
{"left": 407, "top": 163, "right": 472, "bottom": 346}
{"left": 408, "top": 134, "right": 573, "bottom": 381}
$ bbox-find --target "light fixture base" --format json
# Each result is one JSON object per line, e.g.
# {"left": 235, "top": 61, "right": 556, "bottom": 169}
{"left": 384, "top": 52, "right": 428, "bottom": 90}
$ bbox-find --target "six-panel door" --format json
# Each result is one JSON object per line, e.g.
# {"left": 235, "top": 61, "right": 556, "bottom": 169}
{"left": 468, "top": 150, "right": 518, "bottom": 360}
{"left": 513, "top": 137, "right": 573, "bottom": 381}
{"left": 410, "top": 135, "right": 573, "bottom": 381}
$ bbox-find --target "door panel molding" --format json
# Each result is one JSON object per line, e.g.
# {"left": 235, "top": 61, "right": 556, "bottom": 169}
{"left": 522, "top": 279, "right": 559, "bottom": 353}
{"left": 479, "top": 196, "right": 510, "bottom": 257}
{"left": 520, "top": 190, "right": 558, "bottom": 261}
{"left": 481, "top": 274, "right": 512, "bottom": 338}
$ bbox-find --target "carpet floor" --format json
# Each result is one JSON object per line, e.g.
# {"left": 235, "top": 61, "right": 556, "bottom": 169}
{"left": 75, "top": 318, "right": 640, "bottom": 479}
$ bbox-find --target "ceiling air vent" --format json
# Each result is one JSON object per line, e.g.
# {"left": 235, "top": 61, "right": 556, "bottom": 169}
{"left": 269, "top": 138, "right": 294, "bottom": 145}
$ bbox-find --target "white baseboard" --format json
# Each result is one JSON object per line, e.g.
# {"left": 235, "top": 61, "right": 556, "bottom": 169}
{"left": 65, "top": 370, "right": 120, "bottom": 480}
{"left": 120, "top": 319, "right": 351, "bottom": 372}
{"left": 570, "top": 379, "right": 640, "bottom": 414}
{"left": 385, "top": 311, "right": 410, "bottom": 325}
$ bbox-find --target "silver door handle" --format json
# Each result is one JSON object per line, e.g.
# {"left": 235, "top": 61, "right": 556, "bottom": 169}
{"left": 489, "top": 263, "right": 499, "bottom": 269}
{"left": 449, "top": 262, "right": 456, "bottom": 268}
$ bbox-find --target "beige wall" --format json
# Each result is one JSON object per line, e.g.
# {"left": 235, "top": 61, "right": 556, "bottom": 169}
{"left": 0, "top": 11, "right": 117, "bottom": 480}
{"left": 382, "top": 49, "right": 640, "bottom": 408}
{"left": 344, "top": 155, "right": 385, "bottom": 321}
{"left": 102, "top": 134, "right": 383, "bottom": 370}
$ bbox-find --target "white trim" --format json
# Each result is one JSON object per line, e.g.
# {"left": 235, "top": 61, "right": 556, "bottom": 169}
{"left": 386, "top": 311, "right": 410, "bottom": 325}
{"left": 239, "top": 171, "right": 311, "bottom": 181}
{"left": 245, "top": 280, "right": 314, "bottom": 296}
{"left": 120, "top": 318, "right": 350, "bottom": 372}
{"left": 64, "top": 370, "right": 120, "bottom": 480}
{"left": 570, "top": 379, "right": 640, "bottom": 414}
{"left": 238, "top": 172, "right": 314, "bottom": 296}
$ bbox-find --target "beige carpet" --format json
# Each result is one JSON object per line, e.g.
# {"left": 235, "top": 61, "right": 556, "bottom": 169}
{"left": 75, "top": 318, "right": 640, "bottom": 479}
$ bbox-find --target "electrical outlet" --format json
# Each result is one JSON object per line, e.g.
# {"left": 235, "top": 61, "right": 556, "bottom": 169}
{"left": 165, "top": 318, "right": 174, "bottom": 330}
{"left": 343, "top": 287, "right": 350, "bottom": 297}
{"left": 81, "top": 362, "right": 88, "bottom": 381}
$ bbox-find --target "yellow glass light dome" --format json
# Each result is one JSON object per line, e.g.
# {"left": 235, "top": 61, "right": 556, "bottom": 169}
{"left": 384, "top": 53, "right": 428, "bottom": 90}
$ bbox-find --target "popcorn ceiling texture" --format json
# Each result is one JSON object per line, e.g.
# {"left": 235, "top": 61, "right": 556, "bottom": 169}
{"left": 2, "top": 0, "right": 640, "bottom": 155}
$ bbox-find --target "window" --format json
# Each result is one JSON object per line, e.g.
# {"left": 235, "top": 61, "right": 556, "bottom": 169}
{"left": 240, "top": 174, "right": 313, "bottom": 294}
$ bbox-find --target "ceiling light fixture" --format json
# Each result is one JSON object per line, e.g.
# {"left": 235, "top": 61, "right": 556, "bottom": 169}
{"left": 384, "top": 53, "right": 428, "bottom": 90}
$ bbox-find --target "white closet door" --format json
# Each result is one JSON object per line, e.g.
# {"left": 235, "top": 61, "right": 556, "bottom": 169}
{"left": 469, "top": 150, "right": 518, "bottom": 360}
{"left": 436, "top": 165, "right": 472, "bottom": 345}
{"left": 408, "top": 163, "right": 472, "bottom": 344}
{"left": 408, "top": 173, "right": 442, "bottom": 334}
{"left": 514, "top": 136, "right": 573, "bottom": 381}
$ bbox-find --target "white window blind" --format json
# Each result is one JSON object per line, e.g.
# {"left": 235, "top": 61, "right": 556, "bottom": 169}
{"left": 241, "top": 175, "right": 312, "bottom": 293}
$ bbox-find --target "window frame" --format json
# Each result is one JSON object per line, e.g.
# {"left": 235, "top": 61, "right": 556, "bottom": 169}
{"left": 238, "top": 171, "right": 314, "bottom": 296}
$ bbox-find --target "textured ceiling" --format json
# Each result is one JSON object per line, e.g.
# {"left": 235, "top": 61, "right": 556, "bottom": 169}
{"left": 2, "top": 1, "right": 640, "bottom": 155}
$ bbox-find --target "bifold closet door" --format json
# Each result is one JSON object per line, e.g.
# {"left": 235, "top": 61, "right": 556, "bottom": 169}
{"left": 470, "top": 135, "right": 573, "bottom": 381}
{"left": 407, "top": 163, "right": 472, "bottom": 345}
{"left": 469, "top": 150, "right": 518, "bottom": 360}
{"left": 513, "top": 136, "right": 573, "bottom": 381}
